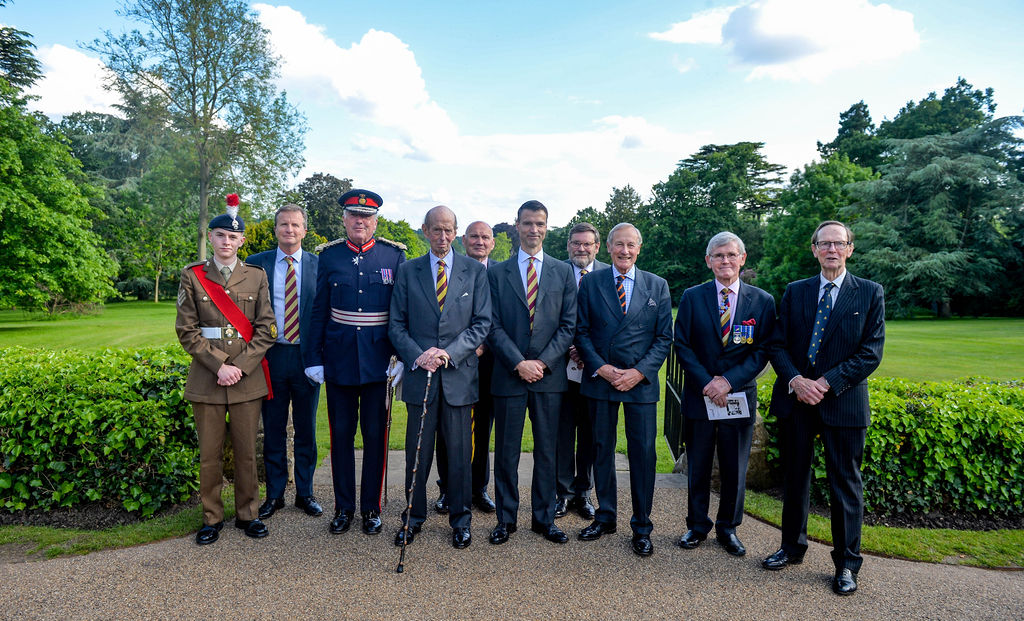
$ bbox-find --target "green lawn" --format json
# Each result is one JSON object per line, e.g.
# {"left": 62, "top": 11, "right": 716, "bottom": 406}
{"left": 2, "top": 302, "right": 1022, "bottom": 567}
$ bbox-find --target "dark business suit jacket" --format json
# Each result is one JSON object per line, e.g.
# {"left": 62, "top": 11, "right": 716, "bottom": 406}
{"left": 574, "top": 267, "right": 673, "bottom": 403}
{"left": 245, "top": 249, "right": 319, "bottom": 358}
{"left": 770, "top": 273, "right": 885, "bottom": 427}
{"left": 488, "top": 253, "right": 577, "bottom": 396}
{"left": 389, "top": 252, "right": 492, "bottom": 407}
{"left": 673, "top": 280, "right": 776, "bottom": 424}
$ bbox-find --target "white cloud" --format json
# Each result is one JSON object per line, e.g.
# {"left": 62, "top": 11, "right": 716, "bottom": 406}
{"left": 649, "top": 7, "right": 737, "bottom": 44}
{"left": 672, "top": 56, "right": 698, "bottom": 74}
{"left": 651, "top": 0, "right": 920, "bottom": 82}
{"left": 27, "top": 44, "right": 121, "bottom": 118}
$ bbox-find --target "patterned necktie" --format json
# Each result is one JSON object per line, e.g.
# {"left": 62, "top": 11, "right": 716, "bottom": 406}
{"left": 807, "top": 282, "right": 836, "bottom": 367}
{"left": 436, "top": 259, "right": 447, "bottom": 311}
{"left": 720, "top": 287, "right": 732, "bottom": 346}
{"left": 616, "top": 274, "right": 626, "bottom": 314}
{"left": 526, "top": 257, "right": 538, "bottom": 332}
{"left": 577, "top": 268, "right": 587, "bottom": 288}
{"left": 283, "top": 256, "right": 300, "bottom": 342}
{"left": 220, "top": 266, "right": 231, "bottom": 284}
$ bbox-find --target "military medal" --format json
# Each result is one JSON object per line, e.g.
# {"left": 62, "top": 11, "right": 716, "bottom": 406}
{"left": 732, "top": 325, "right": 743, "bottom": 344}
{"left": 381, "top": 268, "right": 394, "bottom": 285}
{"left": 352, "top": 256, "right": 362, "bottom": 266}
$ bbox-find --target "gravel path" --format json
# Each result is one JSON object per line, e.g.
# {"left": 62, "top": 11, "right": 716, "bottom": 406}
{"left": 2, "top": 452, "right": 1021, "bottom": 620}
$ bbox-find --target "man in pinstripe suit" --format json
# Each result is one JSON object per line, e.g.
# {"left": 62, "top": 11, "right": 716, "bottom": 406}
{"left": 763, "top": 220, "right": 885, "bottom": 596}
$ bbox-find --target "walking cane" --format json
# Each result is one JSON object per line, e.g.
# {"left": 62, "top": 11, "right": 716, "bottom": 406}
{"left": 381, "top": 356, "right": 399, "bottom": 509}
{"left": 396, "top": 355, "right": 447, "bottom": 574}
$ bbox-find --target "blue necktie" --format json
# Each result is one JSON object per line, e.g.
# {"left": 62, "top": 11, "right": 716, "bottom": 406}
{"left": 806, "top": 282, "right": 836, "bottom": 367}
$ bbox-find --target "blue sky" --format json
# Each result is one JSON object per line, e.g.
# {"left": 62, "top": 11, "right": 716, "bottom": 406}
{"left": 4, "top": 0, "right": 1023, "bottom": 229}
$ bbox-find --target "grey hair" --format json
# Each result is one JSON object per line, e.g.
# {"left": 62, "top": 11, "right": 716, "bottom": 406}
{"left": 607, "top": 222, "right": 642, "bottom": 245}
{"left": 274, "top": 203, "right": 308, "bottom": 227}
{"left": 706, "top": 231, "right": 745, "bottom": 256}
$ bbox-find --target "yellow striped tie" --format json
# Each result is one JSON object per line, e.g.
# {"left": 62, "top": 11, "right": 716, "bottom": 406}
{"left": 720, "top": 287, "right": 732, "bottom": 346}
{"left": 436, "top": 259, "right": 447, "bottom": 311}
{"left": 526, "top": 257, "right": 538, "bottom": 332}
{"left": 283, "top": 256, "right": 300, "bottom": 342}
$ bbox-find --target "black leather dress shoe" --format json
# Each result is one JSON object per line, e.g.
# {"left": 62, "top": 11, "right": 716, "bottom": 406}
{"left": 473, "top": 490, "right": 496, "bottom": 513}
{"left": 434, "top": 493, "right": 449, "bottom": 514}
{"left": 716, "top": 532, "right": 746, "bottom": 556}
{"left": 195, "top": 521, "right": 223, "bottom": 545}
{"left": 235, "top": 518, "right": 269, "bottom": 539}
{"left": 329, "top": 509, "right": 354, "bottom": 534}
{"left": 676, "top": 530, "right": 706, "bottom": 549}
{"left": 361, "top": 511, "right": 383, "bottom": 534}
{"left": 296, "top": 495, "right": 323, "bottom": 517}
{"left": 531, "top": 520, "right": 569, "bottom": 544}
{"left": 832, "top": 568, "right": 858, "bottom": 595}
{"left": 452, "top": 527, "right": 472, "bottom": 549}
{"left": 762, "top": 547, "right": 804, "bottom": 570}
{"left": 488, "top": 522, "right": 517, "bottom": 545}
{"left": 258, "top": 497, "right": 284, "bottom": 520}
{"left": 571, "top": 495, "right": 596, "bottom": 520}
{"left": 632, "top": 534, "right": 654, "bottom": 557}
{"left": 393, "top": 524, "right": 421, "bottom": 546}
{"left": 578, "top": 520, "right": 617, "bottom": 541}
{"left": 554, "top": 497, "right": 569, "bottom": 519}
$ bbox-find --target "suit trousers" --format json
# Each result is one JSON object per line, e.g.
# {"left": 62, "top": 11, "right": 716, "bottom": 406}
{"left": 262, "top": 344, "right": 320, "bottom": 499}
{"left": 556, "top": 379, "right": 594, "bottom": 499}
{"left": 493, "top": 391, "right": 561, "bottom": 526}
{"left": 325, "top": 381, "right": 387, "bottom": 513}
{"left": 193, "top": 399, "right": 262, "bottom": 525}
{"left": 435, "top": 367, "right": 493, "bottom": 495}
{"left": 684, "top": 417, "right": 753, "bottom": 536}
{"left": 403, "top": 381, "right": 472, "bottom": 530}
{"left": 780, "top": 405, "right": 867, "bottom": 572}
{"left": 590, "top": 399, "right": 657, "bottom": 535}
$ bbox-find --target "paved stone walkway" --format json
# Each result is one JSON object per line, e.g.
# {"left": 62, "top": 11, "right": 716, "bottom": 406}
{"left": 1, "top": 452, "right": 1021, "bottom": 620}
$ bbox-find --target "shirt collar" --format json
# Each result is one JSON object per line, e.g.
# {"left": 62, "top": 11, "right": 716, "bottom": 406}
{"left": 212, "top": 257, "right": 237, "bottom": 272}
{"left": 614, "top": 265, "right": 637, "bottom": 280}
{"left": 430, "top": 248, "right": 454, "bottom": 267}
{"left": 276, "top": 247, "right": 303, "bottom": 263}
{"left": 819, "top": 269, "right": 847, "bottom": 290}
{"left": 518, "top": 248, "right": 543, "bottom": 264}
{"left": 715, "top": 278, "right": 740, "bottom": 295}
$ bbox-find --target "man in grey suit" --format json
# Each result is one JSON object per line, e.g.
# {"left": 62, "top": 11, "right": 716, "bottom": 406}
{"left": 389, "top": 205, "right": 492, "bottom": 549}
{"left": 487, "top": 201, "right": 577, "bottom": 546}
{"left": 245, "top": 204, "right": 323, "bottom": 520}
{"left": 555, "top": 222, "right": 607, "bottom": 521}
{"left": 574, "top": 223, "right": 672, "bottom": 557}
{"left": 762, "top": 220, "right": 885, "bottom": 596}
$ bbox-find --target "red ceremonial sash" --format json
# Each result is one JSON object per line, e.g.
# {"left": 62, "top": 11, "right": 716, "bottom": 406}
{"left": 191, "top": 264, "right": 273, "bottom": 400}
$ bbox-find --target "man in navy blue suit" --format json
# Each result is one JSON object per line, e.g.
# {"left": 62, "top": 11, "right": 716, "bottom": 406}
{"left": 246, "top": 204, "right": 323, "bottom": 521}
{"left": 574, "top": 223, "right": 673, "bottom": 557}
{"left": 672, "top": 232, "right": 776, "bottom": 558}
{"left": 762, "top": 220, "right": 885, "bottom": 596}
{"left": 304, "top": 189, "right": 407, "bottom": 537}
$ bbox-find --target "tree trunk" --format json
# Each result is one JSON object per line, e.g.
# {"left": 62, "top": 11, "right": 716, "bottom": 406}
{"left": 939, "top": 298, "right": 952, "bottom": 318}
{"left": 197, "top": 158, "right": 210, "bottom": 260}
{"left": 153, "top": 268, "right": 161, "bottom": 303}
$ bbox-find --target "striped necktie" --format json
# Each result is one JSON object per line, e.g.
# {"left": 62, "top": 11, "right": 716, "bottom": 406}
{"left": 616, "top": 274, "right": 626, "bottom": 314}
{"left": 526, "top": 257, "right": 538, "bottom": 332}
{"left": 577, "top": 268, "right": 587, "bottom": 287}
{"left": 807, "top": 282, "right": 835, "bottom": 367}
{"left": 436, "top": 259, "right": 447, "bottom": 311}
{"left": 720, "top": 287, "right": 732, "bottom": 346}
{"left": 283, "top": 256, "right": 300, "bottom": 342}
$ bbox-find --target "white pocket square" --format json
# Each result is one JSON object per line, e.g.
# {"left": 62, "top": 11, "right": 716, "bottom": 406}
{"left": 647, "top": 298, "right": 656, "bottom": 307}
{"left": 461, "top": 292, "right": 469, "bottom": 297}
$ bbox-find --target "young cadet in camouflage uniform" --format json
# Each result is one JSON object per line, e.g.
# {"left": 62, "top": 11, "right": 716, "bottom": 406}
{"left": 175, "top": 195, "right": 276, "bottom": 545}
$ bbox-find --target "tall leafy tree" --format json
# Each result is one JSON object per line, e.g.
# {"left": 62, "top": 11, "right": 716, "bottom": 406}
{"left": 848, "top": 117, "right": 1024, "bottom": 317}
{"left": 91, "top": 0, "right": 307, "bottom": 259}
{"left": 877, "top": 77, "right": 996, "bottom": 141}
{"left": 817, "top": 101, "right": 883, "bottom": 170}
{"left": 757, "top": 155, "right": 876, "bottom": 300}
{"left": 0, "top": 80, "right": 116, "bottom": 311}
{"left": 376, "top": 216, "right": 427, "bottom": 258}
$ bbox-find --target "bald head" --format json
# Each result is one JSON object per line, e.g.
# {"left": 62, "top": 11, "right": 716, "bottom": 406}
{"left": 463, "top": 221, "right": 495, "bottom": 262}
{"left": 422, "top": 205, "right": 458, "bottom": 257}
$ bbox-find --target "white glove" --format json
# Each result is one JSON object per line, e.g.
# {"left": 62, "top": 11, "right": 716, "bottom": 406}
{"left": 304, "top": 365, "right": 325, "bottom": 384}
{"left": 387, "top": 361, "right": 404, "bottom": 384}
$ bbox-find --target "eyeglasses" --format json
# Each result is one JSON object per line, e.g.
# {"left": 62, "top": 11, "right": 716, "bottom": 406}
{"left": 813, "top": 241, "right": 851, "bottom": 250}
{"left": 710, "top": 252, "right": 741, "bottom": 262}
{"left": 569, "top": 241, "right": 597, "bottom": 248}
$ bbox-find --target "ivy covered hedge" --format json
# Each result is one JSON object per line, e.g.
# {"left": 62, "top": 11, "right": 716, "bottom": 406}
{"left": 760, "top": 377, "right": 1024, "bottom": 516}
{"left": 0, "top": 346, "right": 198, "bottom": 517}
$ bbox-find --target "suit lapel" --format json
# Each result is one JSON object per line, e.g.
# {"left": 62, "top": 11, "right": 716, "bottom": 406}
{"left": 505, "top": 258, "right": 528, "bottom": 309}
{"left": 204, "top": 260, "right": 226, "bottom": 287}
{"left": 264, "top": 254, "right": 277, "bottom": 298}
{"left": 536, "top": 252, "right": 558, "bottom": 307}
{"left": 446, "top": 253, "right": 471, "bottom": 316}
{"left": 416, "top": 255, "right": 442, "bottom": 318}
{"left": 822, "top": 273, "right": 858, "bottom": 342}
{"left": 299, "top": 255, "right": 314, "bottom": 317}
{"left": 800, "top": 277, "right": 817, "bottom": 333}
{"left": 599, "top": 269, "right": 625, "bottom": 321}
{"left": 617, "top": 269, "right": 649, "bottom": 333}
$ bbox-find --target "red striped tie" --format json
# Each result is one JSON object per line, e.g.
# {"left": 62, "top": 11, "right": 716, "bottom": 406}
{"left": 526, "top": 257, "right": 538, "bottom": 332}
{"left": 436, "top": 260, "right": 447, "bottom": 311}
{"left": 616, "top": 274, "right": 626, "bottom": 314}
{"left": 283, "top": 256, "right": 300, "bottom": 342}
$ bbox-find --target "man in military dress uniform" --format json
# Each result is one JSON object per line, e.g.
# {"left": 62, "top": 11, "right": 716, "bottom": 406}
{"left": 304, "top": 189, "right": 407, "bottom": 536}
{"left": 175, "top": 194, "right": 276, "bottom": 545}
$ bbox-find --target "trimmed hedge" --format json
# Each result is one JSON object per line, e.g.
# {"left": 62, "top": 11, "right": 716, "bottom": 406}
{"left": 760, "top": 377, "right": 1024, "bottom": 516}
{"left": 0, "top": 346, "right": 198, "bottom": 517}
